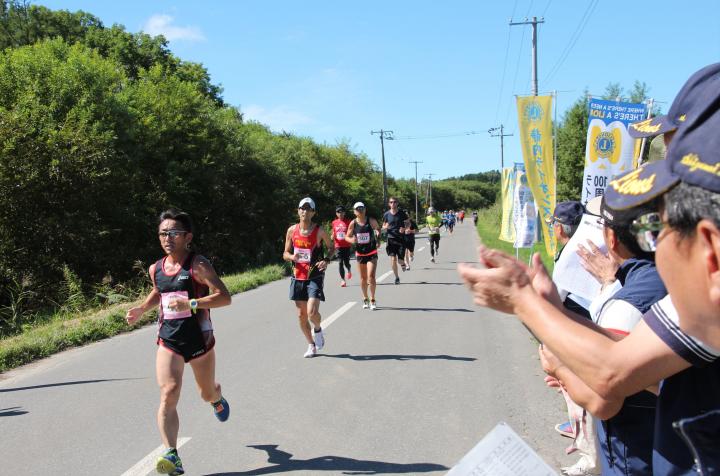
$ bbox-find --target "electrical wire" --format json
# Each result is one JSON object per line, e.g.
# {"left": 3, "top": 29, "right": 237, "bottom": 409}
{"left": 494, "top": 0, "right": 519, "bottom": 124}
{"left": 393, "top": 131, "right": 484, "bottom": 140}
{"left": 543, "top": 0, "right": 599, "bottom": 85}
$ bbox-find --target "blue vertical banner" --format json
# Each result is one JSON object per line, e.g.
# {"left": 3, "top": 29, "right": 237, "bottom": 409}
{"left": 581, "top": 99, "right": 648, "bottom": 204}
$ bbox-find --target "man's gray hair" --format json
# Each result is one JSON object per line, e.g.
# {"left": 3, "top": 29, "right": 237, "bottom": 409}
{"left": 665, "top": 182, "right": 720, "bottom": 238}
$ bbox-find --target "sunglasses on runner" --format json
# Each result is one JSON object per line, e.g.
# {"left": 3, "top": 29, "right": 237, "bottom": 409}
{"left": 354, "top": 206, "right": 365, "bottom": 211}
{"left": 630, "top": 212, "right": 666, "bottom": 252}
{"left": 158, "top": 230, "right": 187, "bottom": 239}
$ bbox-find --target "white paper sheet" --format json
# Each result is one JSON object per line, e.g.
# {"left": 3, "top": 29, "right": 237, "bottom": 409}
{"left": 447, "top": 422, "right": 558, "bottom": 476}
{"left": 552, "top": 213, "right": 607, "bottom": 303}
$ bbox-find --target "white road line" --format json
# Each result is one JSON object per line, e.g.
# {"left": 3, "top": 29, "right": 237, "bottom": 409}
{"left": 417, "top": 246, "right": 425, "bottom": 252}
{"left": 121, "top": 437, "right": 191, "bottom": 476}
{"left": 322, "top": 301, "right": 356, "bottom": 329}
{"left": 377, "top": 270, "right": 394, "bottom": 283}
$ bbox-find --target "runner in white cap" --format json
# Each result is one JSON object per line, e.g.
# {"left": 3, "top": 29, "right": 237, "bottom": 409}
{"left": 345, "top": 202, "right": 381, "bottom": 310}
{"left": 283, "top": 197, "right": 334, "bottom": 357}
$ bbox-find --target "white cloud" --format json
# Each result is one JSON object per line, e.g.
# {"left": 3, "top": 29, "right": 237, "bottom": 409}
{"left": 242, "top": 105, "right": 314, "bottom": 132}
{"left": 143, "top": 14, "right": 205, "bottom": 42}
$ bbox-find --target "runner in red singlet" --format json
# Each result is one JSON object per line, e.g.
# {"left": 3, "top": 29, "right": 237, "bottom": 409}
{"left": 283, "top": 197, "right": 334, "bottom": 358}
{"left": 331, "top": 205, "right": 353, "bottom": 287}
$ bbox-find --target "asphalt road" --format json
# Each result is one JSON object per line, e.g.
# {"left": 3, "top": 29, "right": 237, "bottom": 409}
{"left": 0, "top": 219, "right": 575, "bottom": 475}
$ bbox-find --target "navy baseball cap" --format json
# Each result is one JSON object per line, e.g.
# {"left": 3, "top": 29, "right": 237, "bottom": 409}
{"left": 335, "top": 205, "right": 346, "bottom": 212}
{"left": 628, "top": 63, "right": 720, "bottom": 138}
{"left": 605, "top": 93, "right": 720, "bottom": 210}
{"left": 546, "top": 201, "right": 585, "bottom": 225}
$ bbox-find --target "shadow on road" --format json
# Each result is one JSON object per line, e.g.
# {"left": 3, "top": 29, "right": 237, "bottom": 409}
{"left": 378, "top": 280, "right": 462, "bottom": 286}
{"left": 318, "top": 353, "right": 475, "bottom": 362}
{"left": 0, "top": 406, "right": 28, "bottom": 417}
{"left": 204, "top": 444, "right": 449, "bottom": 475}
{"left": 378, "top": 306, "right": 472, "bottom": 312}
{"left": 0, "top": 377, "right": 146, "bottom": 393}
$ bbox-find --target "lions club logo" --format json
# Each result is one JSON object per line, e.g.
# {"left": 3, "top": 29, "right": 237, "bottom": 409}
{"left": 524, "top": 102, "right": 544, "bottom": 122}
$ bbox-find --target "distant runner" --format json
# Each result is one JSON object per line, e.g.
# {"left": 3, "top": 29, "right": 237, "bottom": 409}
{"left": 125, "top": 209, "right": 232, "bottom": 476}
{"left": 331, "top": 205, "right": 353, "bottom": 287}
{"left": 345, "top": 202, "right": 381, "bottom": 310}
{"left": 425, "top": 207, "right": 442, "bottom": 263}
{"left": 472, "top": 210, "right": 478, "bottom": 226}
{"left": 403, "top": 213, "right": 419, "bottom": 270}
{"left": 382, "top": 197, "right": 409, "bottom": 285}
{"left": 283, "top": 197, "right": 334, "bottom": 358}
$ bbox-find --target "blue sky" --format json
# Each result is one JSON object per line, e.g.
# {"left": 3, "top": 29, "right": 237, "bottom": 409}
{"left": 37, "top": 1, "right": 720, "bottom": 180}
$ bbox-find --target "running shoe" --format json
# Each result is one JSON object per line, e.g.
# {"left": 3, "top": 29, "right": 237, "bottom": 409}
{"left": 362, "top": 299, "right": 370, "bottom": 309}
{"left": 303, "top": 343, "right": 317, "bottom": 358}
{"left": 406, "top": 264, "right": 411, "bottom": 271}
{"left": 369, "top": 300, "right": 377, "bottom": 311}
{"left": 313, "top": 329, "right": 325, "bottom": 350}
{"left": 347, "top": 271, "right": 352, "bottom": 280}
{"left": 430, "top": 256, "right": 435, "bottom": 263}
{"left": 400, "top": 263, "right": 407, "bottom": 271}
{"left": 212, "top": 396, "right": 230, "bottom": 422}
{"left": 394, "top": 277, "right": 400, "bottom": 285}
{"left": 156, "top": 449, "right": 184, "bottom": 475}
{"left": 555, "top": 421, "right": 575, "bottom": 438}
{"left": 340, "top": 280, "right": 347, "bottom": 287}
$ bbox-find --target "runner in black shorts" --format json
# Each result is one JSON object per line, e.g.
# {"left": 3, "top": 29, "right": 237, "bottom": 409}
{"left": 283, "top": 197, "right": 334, "bottom": 358}
{"left": 331, "top": 205, "right": 353, "bottom": 287}
{"left": 382, "top": 197, "right": 410, "bottom": 285}
{"left": 403, "top": 213, "right": 419, "bottom": 270}
{"left": 125, "top": 209, "right": 232, "bottom": 476}
{"left": 345, "top": 201, "right": 381, "bottom": 310}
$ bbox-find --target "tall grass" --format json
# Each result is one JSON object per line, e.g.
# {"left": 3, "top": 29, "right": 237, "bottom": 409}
{"left": 0, "top": 264, "right": 289, "bottom": 373}
{"left": 475, "top": 201, "right": 555, "bottom": 272}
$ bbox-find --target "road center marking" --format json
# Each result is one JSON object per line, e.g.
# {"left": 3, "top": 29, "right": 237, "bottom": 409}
{"left": 322, "top": 301, "right": 356, "bottom": 329}
{"left": 417, "top": 246, "right": 425, "bottom": 252}
{"left": 377, "top": 270, "right": 394, "bottom": 283}
{"left": 121, "top": 437, "right": 191, "bottom": 476}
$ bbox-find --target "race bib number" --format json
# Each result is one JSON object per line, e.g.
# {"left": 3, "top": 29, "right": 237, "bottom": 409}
{"left": 294, "top": 247, "right": 312, "bottom": 263}
{"left": 336, "top": 231, "right": 346, "bottom": 240}
{"left": 161, "top": 291, "right": 191, "bottom": 320}
{"left": 357, "top": 232, "right": 371, "bottom": 244}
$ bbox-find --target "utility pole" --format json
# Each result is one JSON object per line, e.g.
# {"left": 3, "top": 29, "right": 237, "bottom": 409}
{"left": 370, "top": 129, "right": 394, "bottom": 209}
{"left": 509, "top": 16, "right": 545, "bottom": 96}
{"left": 425, "top": 173, "right": 436, "bottom": 207}
{"left": 488, "top": 125, "right": 513, "bottom": 170}
{"left": 408, "top": 160, "right": 423, "bottom": 220}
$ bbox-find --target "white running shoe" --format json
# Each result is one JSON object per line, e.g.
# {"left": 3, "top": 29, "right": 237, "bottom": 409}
{"left": 406, "top": 264, "right": 411, "bottom": 271}
{"left": 362, "top": 299, "right": 370, "bottom": 309}
{"left": 369, "top": 300, "right": 377, "bottom": 311}
{"left": 303, "top": 344, "right": 317, "bottom": 358}
{"left": 313, "top": 329, "right": 324, "bottom": 350}
{"left": 430, "top": 256, "right": 435, "bottom": 263}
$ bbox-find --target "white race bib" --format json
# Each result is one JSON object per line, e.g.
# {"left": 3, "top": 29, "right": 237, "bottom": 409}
{"left": 357, "top": 232, "right": 371, "bottom": 244}
{"left": 161, "top": 291, "right": 191, "bottom": 320}
{"left": 336, "top": 231, "right": 346, "bottom": 240}
{"left": 294, "top": 247, "right": 312, "bottom": 263}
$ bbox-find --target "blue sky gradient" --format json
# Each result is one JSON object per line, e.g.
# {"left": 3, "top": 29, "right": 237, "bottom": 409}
{"left": 36, "top": 1, "right": 720, "bottom": 180}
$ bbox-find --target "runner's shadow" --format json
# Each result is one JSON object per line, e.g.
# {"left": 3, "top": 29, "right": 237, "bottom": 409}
{"left": 319, "top": 353, "right": 475, "bottom": 362}
{"left": 0, "top": 377, "right": 146, "bottom": 393}
{"left": 205, "top": 444, "right": 449, "bottom": 475}
{"left": 0, "top": 406, "right": 28, "bottom": 417}
{"left": 379, "top": 306, "right": 472, "bottom": 312}
{"left": 379, "top": 280, "right": 462, "bottom": 285}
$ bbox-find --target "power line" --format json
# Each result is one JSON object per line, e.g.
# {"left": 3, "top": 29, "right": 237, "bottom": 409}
{"left": 494, "top": 0, "right": 519, "bottom": 124}
{"left": 541, "top": 0, "right": 553, "bottom": 17}
{"left": 393, "top": 131, "right": 484, "bottom": 140}
{"left": 543, "top": 0, "right": 598, "bottom": 84}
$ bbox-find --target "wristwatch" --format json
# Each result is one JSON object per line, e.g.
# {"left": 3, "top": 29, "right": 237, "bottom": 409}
{"left": 189, "top": 299, "right": 199, "bottom": 313}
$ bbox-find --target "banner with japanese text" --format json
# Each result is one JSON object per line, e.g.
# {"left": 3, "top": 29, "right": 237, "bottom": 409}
{"left": 516, "top": 95, "right": 556, "bottom": 256}
{"left": 512, "top": 165, "right": 536, "bottom": 248}
{"left": 581, "top": 98, "right": 648, "bottom": 204}
{"left": 499, "top": 165, "right": 517, "bottom": 243}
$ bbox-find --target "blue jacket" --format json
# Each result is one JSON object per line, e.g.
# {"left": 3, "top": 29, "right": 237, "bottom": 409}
{"left": 673, "top": 409, "right": 720, "bottom": 476}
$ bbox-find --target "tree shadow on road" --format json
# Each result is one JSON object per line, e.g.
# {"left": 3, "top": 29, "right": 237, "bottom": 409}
{"left": 0, "top": 406, "right": 28, "bottom": 417}
{"left": 318, "top": 353, "right": 475, "bottom": 362}
{"left": 204, "top": 444, "right": 449, "bottom": 475}
{"left": 0, "top": 377, "right": 147, "bottom": 393}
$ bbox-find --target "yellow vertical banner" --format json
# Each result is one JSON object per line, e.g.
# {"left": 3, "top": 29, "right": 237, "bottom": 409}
{"left": 498, "top": 166, "right": 516, "bottom": 243}
{"left": 516, "top": 95, "right": 556, "bottom": 257}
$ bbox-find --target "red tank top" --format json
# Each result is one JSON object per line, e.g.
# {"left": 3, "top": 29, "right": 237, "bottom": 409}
{"left": 332, "top": 218, "right": 352, "bottom": 248}
{"left": 292, "top": 224, "right": 322, "bottom": 280}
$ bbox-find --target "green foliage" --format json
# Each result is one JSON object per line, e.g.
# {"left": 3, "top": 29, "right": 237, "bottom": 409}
{"left": 556, "top": 95, "right": 589, "bottom": 201}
